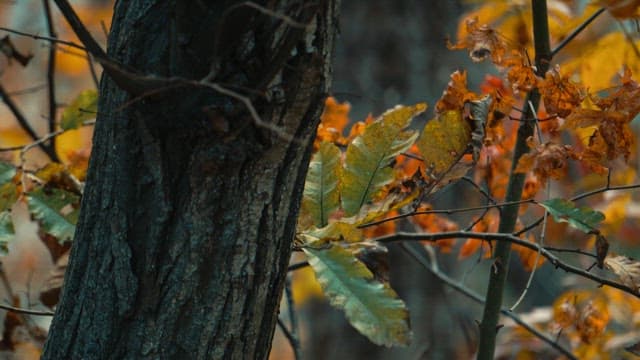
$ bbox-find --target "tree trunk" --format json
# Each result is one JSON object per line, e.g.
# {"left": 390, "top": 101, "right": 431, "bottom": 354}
{"left": 42, "top": 1, "right": 339, "bottom": 359}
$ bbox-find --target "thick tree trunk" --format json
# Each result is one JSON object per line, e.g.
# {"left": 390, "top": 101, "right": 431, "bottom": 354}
{"left": 42, "top": 1, "right": 338, "bottom": 359}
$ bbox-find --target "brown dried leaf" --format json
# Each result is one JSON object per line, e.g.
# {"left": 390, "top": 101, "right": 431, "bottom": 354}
{"left": 604, "top": 255, "right": 640, "bottom": 292}
{"left": 595, "top": 234, "right": 609, "bottom": 269}
{"left": 539, "top": 65, "right": 584, "bottom": 118}
{"left": 448, "top": 17, "right": 508, "bottom": 65}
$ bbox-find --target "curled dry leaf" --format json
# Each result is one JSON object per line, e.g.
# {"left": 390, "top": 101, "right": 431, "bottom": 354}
{"left": 604, "top": 255, "right": 640, "bottom": 293}
{"left": 514, "top": 137, "right": 575, "bottom": 183}
{"left": 435, "top": 70, "right": 478, "bottom": 113}
{"left": 447, "top": 17, "right": 508, "bottom": 64}
{"left": 539, "top": 65, "right": 584, "bottom": 118}
{"left": 595, "top": 234, "right": 609, "bottom": 269}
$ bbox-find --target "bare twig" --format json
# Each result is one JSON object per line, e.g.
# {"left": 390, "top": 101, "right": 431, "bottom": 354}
{"left": 516, "top": 182, "right": 640, "bottom": 236}
{"left": 0, "top": 83, "right": 56, "bottom": 159}
{"left": 288, "top": 261, "right": 309, "bottom": 272}
{"left": 284, "top": 276, "right": 301, "bottom": 360}
{"left": 0, "top": 26, "right": 85, "bottom": 50}
{"left": 375, "top": 231, "right": 640, "bottom": 298}
{"left": 399, "top": 243, "right": 576, "bottom": 360}
{"left": 550, "top": 7, "right": 606, "bottom": 57}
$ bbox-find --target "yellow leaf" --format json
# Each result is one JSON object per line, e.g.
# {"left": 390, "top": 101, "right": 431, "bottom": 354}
{"left": 562, "top": 32, "right": 640, "bottom": 92}
{"left": 341, "top": 104, "right": 425, "bottom": 216}
{"left": 302, "top": 142, "right": 341, "bottom": 228}
{"left": 417, "top": 110, "right": 471, "bottom": 177}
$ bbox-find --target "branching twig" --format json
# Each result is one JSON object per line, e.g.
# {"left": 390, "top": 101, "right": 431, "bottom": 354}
{"left": 516, "top": 182, "right": 640, "bottom": 236}
{"left": 0, "top": 83, "right": 56, "bottom": 159}
{"left": 0, "top": 26, "right": 85, "bottom": 50}
{"left": 375, "top": 231, "right": 639, "bottom": 298}
{"left": 550, "top": 7, "right": 606, "bottom": 57}
{"left": 399, "top": 243, "right": 576, "bottom": 360}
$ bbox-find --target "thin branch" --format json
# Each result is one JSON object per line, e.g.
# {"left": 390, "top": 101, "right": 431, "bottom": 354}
{"left": 544, "top": 246, "right": 596, "bottom": 259}
{"left": 358, "top": 199, "right": 535, "bottom": 229}
{"left": 277, "top": 318, "right": 301, "bottom": 358}
{"left": 43, "top": 0, "right": 60, "bottom": 162}
{"left": 399, "top": 243, "right": 576, "bottom": 360}
{"left": 0, "top": 83, "right": 56, "bottom": 159}
{"left": 550, "top": 7, "right": 606, "bottom": 57}
{"left": 0, "top": 26, "right": 85, "bottom": 50}
{"left": 288, "top": 261, "right": 309, "bottom": 272}
{"left": 374, "top": 231, "right": 639, "bottom": 298}
{"left": 284, "top": 277, "right": 301, "bottom": 360}
{"left": 516, "top": 182, "right": 640, "bottom": 236}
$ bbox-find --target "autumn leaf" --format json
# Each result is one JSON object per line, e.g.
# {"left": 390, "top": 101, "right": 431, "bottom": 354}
{"left": 61, "top": 90, "right": 98, "bottom": 130}
{"left": 417, "top": 110, "right": 471, "bottom": 180}
{"left": 539, "top": 65, "right": 584, "bottom": 118}
{"left": 552, "top": 290, "right": 610, "bottom": 344}
{"left": 304, "top": 243, "right": 412, "bottom": 347}
{"left": 604, "top": 255, "right": 640, "bottom": 292}
{"left": 316, "top": 97, "right": 351, "bottom": 147}
{"left": 303, "top": 141, "right": 342, "bottom": 227}
{"left": 341, "top": 104, "right": 425, "bottom": 216}
{"left": 435, "top": 70, "right": 478, "bottom": 113}
{"left": 303, "top": 221, "right": 363, "bottom": 244}
{"left": 514, "top": 137, "right": 574, "bottom": 183}
{"left": 539, "top": 198, "right": 605, "bottom": 233}
{"left": 448, "top": 17, "right": 508, "bottom": 64}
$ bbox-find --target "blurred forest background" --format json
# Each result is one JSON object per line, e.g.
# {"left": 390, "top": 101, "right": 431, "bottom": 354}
{"left": 2, "top": 0, "right": 640, "bottom": 359}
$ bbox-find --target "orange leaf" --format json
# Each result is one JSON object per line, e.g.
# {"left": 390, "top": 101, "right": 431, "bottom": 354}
{"left": 514, "top": 137, "right": 573, "bottom": 183}
{"left": 435, "top": 70, "right": 478, "bottom": 113}
{"left": 320, "top": 96, "right": 350, "bottom": 133}
{"left": 539, "top": 65, "right": 584, "bottom": 118}
{"left": 448, "top": 17, "right": 508, "bottom": 65}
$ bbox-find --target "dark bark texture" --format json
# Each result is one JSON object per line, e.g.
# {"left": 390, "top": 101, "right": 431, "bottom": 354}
{"left": 42, "top": 1, "right": 338, "bottom": 359}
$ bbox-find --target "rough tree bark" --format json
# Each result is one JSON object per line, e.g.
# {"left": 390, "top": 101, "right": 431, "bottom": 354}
{"left": 42, "top": 1, "right": 339, "bottom": 358}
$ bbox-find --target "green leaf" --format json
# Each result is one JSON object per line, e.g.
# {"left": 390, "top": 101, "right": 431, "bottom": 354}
{"left": 0, "top": 211, "right": 14, "bottom": 253}
{"left": 27, "top": 187, "right": 80, "bottom": 243}
{"left": 417, "top": 110, "right": 472, "bottom": 176}
{"left": 304, "top": 244, "right": 412, "bottom": 347}
{"left": 303, "top": 142, "right": 342, "bottom": 227}
{"left": 341, "top": 103, "right": 425, "bottom": 216}
{"left": 0, "top": 161, "right": 16, "bottom": 185}
{"left": 61, "top": 89, "right": 98, "bottom": 130}
{"left": 0, "top": 183, "right": 17, "bottom": 213}
{"left": 540, "top": 198, "right": 605, "bottom": 233}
